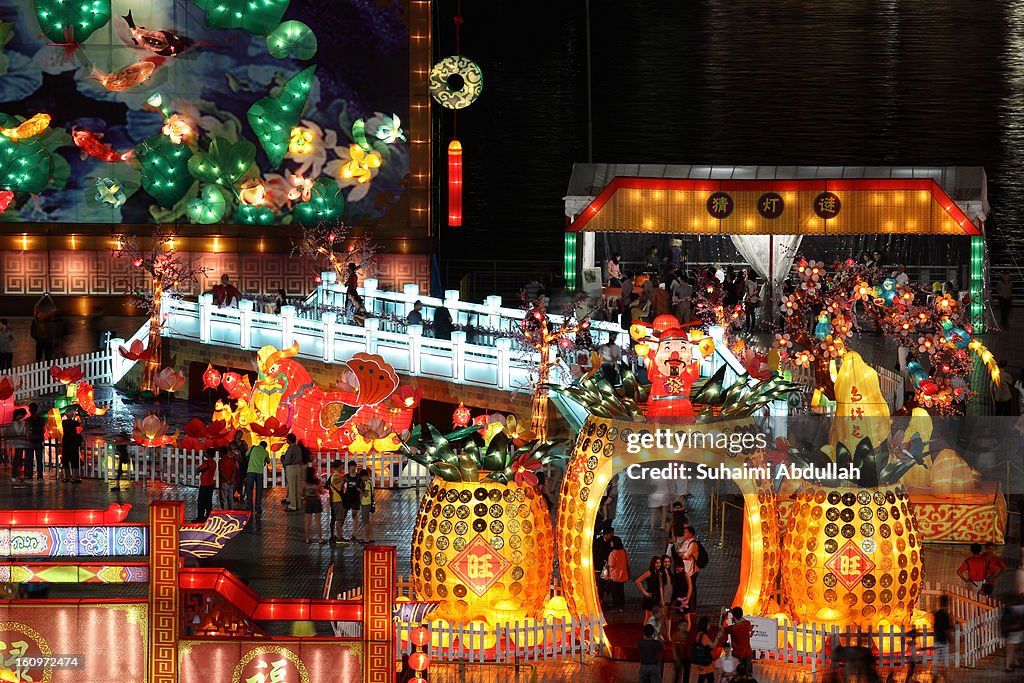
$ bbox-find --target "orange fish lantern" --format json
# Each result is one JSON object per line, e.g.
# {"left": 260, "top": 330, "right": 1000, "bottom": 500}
{"left": 221, "top": 372, "right": 252, "bottom": 399}
{"left": 132, "top": 414, "right": 178, "bottom": 447}
{"left": 90, "top": 57, "right": 163, "bottom": 92}
{"left": 49, "top": 364, "right": 84, "bottom": 385}
{"left": 453, "top": 402, "right": 471, "bottom": 427}
{"left": 154, "top": 367, "right": 186, "bottom": 394}
{"left": 0, "top": 378, "right": 28, "bottom": 425}
{"left": 180, "top": 418, "right": 232, "bottom": 452}
{"left": 118, "top": 339, "right": 151, "bottom": 362}
{"left": 75, "top": 381, "right": 108, "bottom": 416}
{"left": 339, "top": 353, "right": 399, "bottom": 406}
{"left": 0, "top": 113, "right": 51, "bottom": 141}
{"left": 202, "top": 364, "right": 222, "bottom": 391}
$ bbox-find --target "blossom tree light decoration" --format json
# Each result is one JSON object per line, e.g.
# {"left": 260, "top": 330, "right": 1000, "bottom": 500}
{"left": 114, "top": 230, "right": 209, "bottom": 392}
{"left": 512, "top": 296, "right": 592, "bottom": 441}
{"left": 295, "top": 221, "right": 380, "bottom": 286}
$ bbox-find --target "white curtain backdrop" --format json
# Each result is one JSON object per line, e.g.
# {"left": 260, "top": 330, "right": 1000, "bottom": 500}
{"left": 729, "top": 235, "right": 803, "bottom": 288}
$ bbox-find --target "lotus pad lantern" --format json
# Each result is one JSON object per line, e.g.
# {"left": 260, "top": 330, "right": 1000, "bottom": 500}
{"left": 780, "top": 352, "right": 927, "bottom": 630}
{"left": 407, "top": 427, "right": 565, "bottom": 625}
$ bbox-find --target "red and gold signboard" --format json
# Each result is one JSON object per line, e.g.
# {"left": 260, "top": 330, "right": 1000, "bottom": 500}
{"left": 757, "top": 192, "right": 784, "bottom": 219}
{"left": 177, "top": 641, "right": 360, "bottom": 683}
{"left": 814, "top": 191, "right": 841, "bottom": 219}
{"left": 823, "top": 540, "right": 876, "bottom": 591}
{"left": 448, "top": 534, "right": 511, "bottom": 597}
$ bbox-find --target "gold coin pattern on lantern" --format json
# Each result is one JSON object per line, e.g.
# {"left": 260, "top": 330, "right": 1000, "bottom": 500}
{"left": 411, "top": 476, "right": 553, "bottom": 624}
{"left": 781, "top": 483, "right": 922, "bottom": 628}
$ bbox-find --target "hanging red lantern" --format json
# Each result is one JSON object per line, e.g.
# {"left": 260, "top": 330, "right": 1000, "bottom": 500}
{"left": 447, "top": 139, "right": 462, "bottom": 226}
{"left": 408, "top": 651, "right": 430, "bottom": 673}
{"left": 410, "top": 626, "right": 430, "bottom": 647}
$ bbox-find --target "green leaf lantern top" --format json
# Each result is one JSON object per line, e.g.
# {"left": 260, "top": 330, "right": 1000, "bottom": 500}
{"left": 134, "top": 133, "right": 194, "bottom": 208}
{"left": 187, "top": 184, "right": 228, "bottom": 224}
{"left": 190, "top": 0, "right": 290, "bottom": 36}
{"left": 405, "top": 423, "right": 566, "bottom": 485}
{"left": 247, "top": 66, "right": 316, "bottom": 168}
{"left": 188, "top": 137, "right": 256, "bottom": 186}
{"left": 267, "top": 20, "right": 317, "bottom": 60}
{"left": 0, "top": 114, "right": 53, "bottom": 194}
{"left": 33, "top": 0, "right": 112, "bottom": 45}
{"left": 292, "top": 178, "right": 344, "bottom": 226}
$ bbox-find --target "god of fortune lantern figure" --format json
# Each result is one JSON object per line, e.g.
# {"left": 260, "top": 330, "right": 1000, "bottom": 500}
{"left": 646, "top": 328, "right": 699, "bottom": 419}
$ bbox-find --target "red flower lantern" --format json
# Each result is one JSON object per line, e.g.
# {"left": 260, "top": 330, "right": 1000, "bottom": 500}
{"left": 202, "top": 364, "right": 222, "bottom": 391}
{"left": 0, "top": 190, "right": 13, "bottom": 214}
{"left": 180, "top": 418, "right": 232, "bottom": 451}
{"left": 49, "top": 364, "right": 84, "bottom": 384}
{"left": 118, "top": 339, "right": 151, "bottom": 362}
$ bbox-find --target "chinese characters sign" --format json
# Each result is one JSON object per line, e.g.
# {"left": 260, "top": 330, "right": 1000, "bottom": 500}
{"left": 0, "top": 621, "right": 51, "bottom": 683}
{"left": 757, "top": 192, "right": 784, "bottom": 219}
{"left": 449, "top": 534, "right": 511, "bottom": 597}
{"left": 824, "top": 540, "right": 875, "bottom": 591}
{"left": 814, "top": 191, "right": 841, "bottom": 219}
{"left": 705, "top": 192, "right": 734, "bottom": 219}
{"left": 232, "top": 647, "right": 309, "bottom": 683}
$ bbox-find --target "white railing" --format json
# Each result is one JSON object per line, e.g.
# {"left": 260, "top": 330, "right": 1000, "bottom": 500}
{"left": 393, "top": 615, "right": 605, "bottom": 664}
{"left": 312, "top": 272, "right": 629, "bottom": 349}
{"left": 39, "top": 435, "right": 431, "bottom": 490}
{"left": 161, "top": 294, "right": 552, "bottom": 393}
{"left": 0, "top": 350, "right": 112, "bottom": 398}
{"left": 109, "top": 320, "right": 152, "bottom": 385}
{"left": 755, "top": 583, "right": 1002, "bottom": 673}
{"left": 790, "top": 362, "right": 904, "bottom": 414}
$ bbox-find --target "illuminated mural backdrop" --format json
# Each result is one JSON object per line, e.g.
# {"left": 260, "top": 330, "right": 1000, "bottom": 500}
{"left": 0, "top": 0, "right": 410, "bottom": 226}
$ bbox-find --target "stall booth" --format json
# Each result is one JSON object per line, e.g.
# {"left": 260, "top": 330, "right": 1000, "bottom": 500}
{"left": 563, "top": 165, "right": 989, "bottom": 330}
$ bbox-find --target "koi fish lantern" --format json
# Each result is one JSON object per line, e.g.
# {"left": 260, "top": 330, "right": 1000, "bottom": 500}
{"left": 202, "top": 364, "right": 222, "bottom": 391}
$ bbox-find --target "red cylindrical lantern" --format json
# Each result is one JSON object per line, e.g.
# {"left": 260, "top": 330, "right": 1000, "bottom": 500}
{"left": 447, "top": 139, "right": 462, "bottom": 226}
{"left": 408, "top": 651, "right": 430, "bottom": 673}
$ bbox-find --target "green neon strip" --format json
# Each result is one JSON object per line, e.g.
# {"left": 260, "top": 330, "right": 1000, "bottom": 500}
{"left": 563, "top": 233, "right": 577, "bottom": 290}
{"left": 970, "top": 236, "right": 984, "bottom": 333}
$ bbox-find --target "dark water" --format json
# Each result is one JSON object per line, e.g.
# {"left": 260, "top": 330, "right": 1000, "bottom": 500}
{"left": 444, "top": 1, "right": 1024, "bottom": 270}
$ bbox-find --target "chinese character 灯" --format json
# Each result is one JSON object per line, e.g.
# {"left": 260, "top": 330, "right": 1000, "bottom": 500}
{"left": 761, "top": 197, "right": 778, "bottom": 213}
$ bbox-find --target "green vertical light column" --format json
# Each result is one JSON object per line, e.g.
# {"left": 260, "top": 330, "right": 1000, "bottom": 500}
{"left": 564, "top": 232, "right": 577, "bottom": 290}
{"left": 970, "top": 236, "right": 985, "bottom": 332}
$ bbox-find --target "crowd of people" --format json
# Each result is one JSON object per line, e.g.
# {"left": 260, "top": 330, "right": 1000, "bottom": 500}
{"left": 187, "top": 429, "right": 377, "bottom": 545}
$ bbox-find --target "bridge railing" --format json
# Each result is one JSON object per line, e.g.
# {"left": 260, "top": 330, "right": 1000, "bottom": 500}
{"left": 161, "top": 295, "right": 552, "bottom": 393}
{"left": 311, "top": 272, "right": 630, "bottom": 349}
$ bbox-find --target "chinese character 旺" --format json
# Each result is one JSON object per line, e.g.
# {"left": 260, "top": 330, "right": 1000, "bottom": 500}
{"left": 839, "top": 554, "right": 862, "bottom": 576}
{"left": 246, "top": 658, "right": 289, "bottom": 683}
{"left": 466, "top": 554, "right": 493, "bottom": 580}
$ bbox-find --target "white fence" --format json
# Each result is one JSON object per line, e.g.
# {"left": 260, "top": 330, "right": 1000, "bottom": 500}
{"left": 790, "top": 362, "right": 904, "bottom": 414}
{"left": 756, "top": 583, "right": 1003, "bottom": 672}
{"left": 0, "top": 350, "right": 112, "bottom": 398}
{"left": 393, "top": 616, "right": 605, "bottom": 664}
{"left": 37, "top": 435, "right": 432, "bottom": 490}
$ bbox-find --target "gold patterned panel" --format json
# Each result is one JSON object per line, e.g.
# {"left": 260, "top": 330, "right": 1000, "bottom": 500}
{"left": 148, "top": 502, "right": 181, "bottom": 683}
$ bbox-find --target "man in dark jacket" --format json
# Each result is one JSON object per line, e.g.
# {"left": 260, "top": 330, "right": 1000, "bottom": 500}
{"left": 281, "top": 433, "right": 303, "bottom": 512}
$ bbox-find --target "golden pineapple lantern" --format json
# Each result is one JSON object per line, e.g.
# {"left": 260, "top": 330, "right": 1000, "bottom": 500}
{"left": 781, "top": 351, "right": 924, "bottom": 629}
{"left": 409, "top": 427, "right": 563, "bottom": 625}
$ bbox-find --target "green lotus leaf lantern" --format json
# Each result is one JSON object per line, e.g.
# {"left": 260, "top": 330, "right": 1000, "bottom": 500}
{"left": 247, "top": 66, "right": 316, "bottom": 168}
{"left": 267, "top": 20, "right": 317, "bottom": 60}
{"left": 134, "top": 133, "right": 193, "bottom": 208}
{"left": 292, "top": 178, "right": 344, "bottom": 226}
{"left": 33, "top": 0, "right": 111, "bottom": 45}
{"left": 0, "top": 133, "right": 52, "bottom": 194}
{"left": 190, "top": 0, "right": 289, "bottom": 36}
{"left": 188, "top": 137, "right": 256, "bottom": 186}
{"left": 187, "top": 184, "right": 227, "bottom": 224}
{"left": 236, "top": 204, "right": 275, "bottom": 226}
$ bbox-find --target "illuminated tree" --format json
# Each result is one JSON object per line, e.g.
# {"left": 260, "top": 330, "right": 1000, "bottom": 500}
{"left": 511, "top": 297, "right": 592, "bottom": 441}
{"left": 294, "top": 221, "right": 380, "bottom": 286}
{"left": 114, "top": 231, "right": 209, "bottom": 393}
